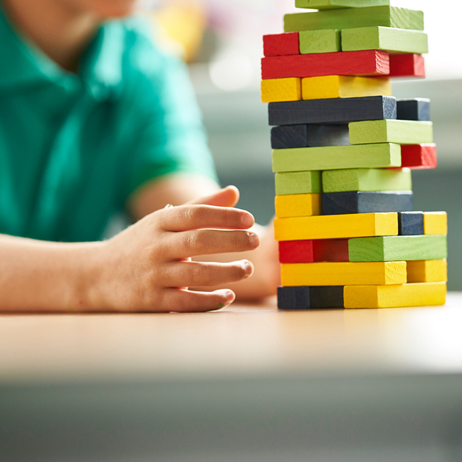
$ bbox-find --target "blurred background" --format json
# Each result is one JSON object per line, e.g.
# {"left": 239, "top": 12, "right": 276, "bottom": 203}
{"left": 142, "top": 0, "right": 461, "bottom": 290}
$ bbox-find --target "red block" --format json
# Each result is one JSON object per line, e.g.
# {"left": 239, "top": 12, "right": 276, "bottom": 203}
{"left": 262, "top": 50, "right": 389, "bottom": 80}
{"left": 263, "top": 32, "right": 299, "bottom": 57}
{"left": 393, "top": 144, "right": 437, "bottom": 170}
{"left": 389, "top": 54, "right": 425, "bottom": 78}
{"left": 279, "top": 239, "right": 349, "bottom": 264}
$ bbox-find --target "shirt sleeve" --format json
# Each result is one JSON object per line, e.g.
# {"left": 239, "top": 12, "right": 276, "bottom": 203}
{"left": 119, "top": 18, "right": 219, "bottom": 202}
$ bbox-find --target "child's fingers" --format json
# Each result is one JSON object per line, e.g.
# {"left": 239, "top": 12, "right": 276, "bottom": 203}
{"left": 161, "top": 260, "right": 253, "bottom": 288}
{"left": 161, "top": 288, "right": 236, "bottom": 312}
{"left": 165, "top": 229, "right": 259, "bottom": 258}
{"left": 159, "top": 205, "right": 254, "bottom": 232}
{"left": 186, "top": 185, "right": 240, "bottom": 208}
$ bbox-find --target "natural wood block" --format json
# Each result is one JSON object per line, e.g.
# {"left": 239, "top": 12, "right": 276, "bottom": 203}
{"left": 398, "top": 212, "right": 424, "bottom": 235}
{"left": 273, "top": 143, "right": 401, "bottom": 172}
{"left": 349, "top": 120, "right": 433, "bottom": 145}
{"left": 263, "top": 32, "right": 300, "bottom": 57}
{"left": 277, "top": 286, "right": 344, "bottom": 310}
{"left": 348, "top": 235, "right": 448, "bottom": 262}
{"left": 275, "top": 193, "right": 322, "bottom": 218}
{"left": 279, "top": 239, "right": 349, "bottom": 263}
{"left": 341, "top": 26, "right": 428, "bottom": 54}
{"left": 299, "top": 29, "right": 340, "bottom": 54}
{"left": 322, "top": 168, "right": 412, "bottom": 192}
{"left": 281, "top": 261, "right": 406, "bottom": 286}
{"left": 274, "top": 212, "right": 398, "bottom": 241}
{"left": 423, "top": 212, "right": 447, "bottom": 235}
{"left": 261, "top": 50, "right": 389, "bottom": 80}
{"left": 271, "top": 124, "right": 350, "bottom": 149}
{"left": 322, "top": 191, "right": 413, "bottom": 215}
{"left": 261, "top": 78, "right": 301, "bottom": 103}
{"left": 284, "top": 7, "right": 424, "bottom": 33}
{"left": 407, "top": 260, "right": 447, "bottom": 283}
{"left": 389, "top": 53, "right": 425, "bottom": 78}
{"left": 269, "top": 96, "right": 396, "bottom": 125}
{"left": 398, "top": 144, "right": 437, "bottom": 169}
{"left": 275, "top": 171, "right": 322, "bottom": 195}
{"left": 295, "top": 0, "right": 390, "bottom": 9}
{"left": 397, "top": 99, "right": 430, "bottom": 121}
{"left": 344, "top": 282, "right": 447, "bottom": 308}
{"left": 302, "top": 75, "right": 392, "bottom": 100}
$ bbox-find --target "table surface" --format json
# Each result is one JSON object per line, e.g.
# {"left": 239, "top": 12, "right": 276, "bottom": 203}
{"left": 2, "top": 292, "right": 462, "bottom": 385}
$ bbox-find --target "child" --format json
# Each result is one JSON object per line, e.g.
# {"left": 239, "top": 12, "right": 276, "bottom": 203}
{"left": 0, "top": 0, "right": 280, "bottom": 312}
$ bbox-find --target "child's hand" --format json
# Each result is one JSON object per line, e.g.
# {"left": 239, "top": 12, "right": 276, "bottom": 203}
{"left": 93, "top": 188, "right": 259, "bottom": 312}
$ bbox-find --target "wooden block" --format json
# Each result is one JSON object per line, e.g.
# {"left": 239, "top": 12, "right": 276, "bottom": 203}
{"left": 423, "top": 212, "right": 447, "bottom": 235}
{"left": 344, "top": 282, "right": 447, "bottom": 308}
{"left": 349, "top": 120, "right": 433, "bottom": 145}
{"left": 295, "top": 0, "right": 390, "bottom": 9}
{"left": 322, "top": 168, "right": 412, "bottom": 192}
{"left": 261, "top": 78, "right": 301, "bottom": 103}
{"left": 277, "top": 286, "right": 344, "bottom": 310}
{"left": 281, "top": 261, "right": 406, "bottom": 286}
{"left": 407, "top": 260, "right": 447, "bottom": 283}
{"left": 398, "top": 144, "right": 437, "bottom": 169}
{"left": 263, "top": 32, "right": 299, "bottom": 57}
{"left": 302, "top": 75, "right": 391, "bottom": 100}
{"left": 299, "top": 29, "right": 340, "bottom": 54}
{"left": 269, "top": 96, "right": 396, "bottom": 126}
{"left": 389, "top": 54, "right": 425, "bottom": 78}
{"left": 322, "top": 191, "right": 413, "bottom": 215}
{"left": 273, "top": 143, "right": 401, "bottom": 172}
{"left": 284, "top": 7, "right": 424, "bottom": 33}
{"left": 398, "top": 211, "right": 423, "bottom": 235}
{"left": 397, "top": 99, "right": 430, "bottom": 121}
{"left": 271, "top": 124, "right": 350, "bottom": 149}
{"left": 348, "top": 235, "right": 448, "bottom": 262}
{"left": 341, "top": 27, "right": 428, "bottom": 54}
{"left": 279, "top": 239, "right": 349, "bottom": 263}
{"left": 275, "top": 171, "right": 322, "bottom": 195}
{"left": 275, "top": 193, "right": 322, "bottom": 218}
{"left": 274, "top": 212, "right": 398, "bottom": 241}
{"left": 261, "top": 50, "right": 389, "bottom": 80}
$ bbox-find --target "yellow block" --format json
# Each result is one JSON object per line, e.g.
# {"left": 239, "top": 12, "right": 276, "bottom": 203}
{"left": 344, "top": 282, "right": 447, "bottom": 309}
{"left": 301, "top": 75, "right": 392, "bottom": 100}
{"left": 281, "top": 261, "right": 406, "bottom": 286}
{"left": 423, "top": 212, "right": 447, "bottom": 235}
{"left": 261, "top": 78, "right": 301, "bottom": 103}
{"left": 274, "top": 213, "right": 398, "bottom": 241}
{"left": 275, "top": 194, "right": 321, "bottom": 218}
{"left": 407, "top": 259, "right": 447, "bottom": 283}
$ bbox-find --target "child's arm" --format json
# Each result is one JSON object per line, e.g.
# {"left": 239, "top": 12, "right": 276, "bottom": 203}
{"left": 0, "top": 188, "right": 259, "bottom": 313}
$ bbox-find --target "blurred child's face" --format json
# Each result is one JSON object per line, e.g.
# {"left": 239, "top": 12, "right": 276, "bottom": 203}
{"left": 65, "top": 0, "right": 138, "bottom": 18}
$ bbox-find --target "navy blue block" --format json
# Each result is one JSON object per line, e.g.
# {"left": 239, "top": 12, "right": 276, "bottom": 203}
{"left": 322, "top": 191, "right": 414, "bottom": 215}
{"left": 397, "top": 99, "right": 431, "bottom": 121}
{"left": 278, "top": 286, "right": 344, "bottom": 310}
{"left": 277, "top": 286, "right": 311, "bottom": 310}
{"left": 398, "top": 212, "right": 424, "bottom": 235}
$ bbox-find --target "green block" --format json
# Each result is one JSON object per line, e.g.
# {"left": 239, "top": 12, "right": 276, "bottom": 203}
{"left": 348, "top": 235, "right": 448, "bottom": 262}
{"left": 284, "top": 6, "right": 424, "bottom": 33}
{"left": 322, "top": 168, "right": 412, "bottom": 192}
{"left": 299, "top": 29, "right": 340, "bottom": 54}
{"left": 272, "top": 143, "right": 401, "bottom": 173}
{"left": 295, "top": 0, "right": 390, "bottom": 9}
{"left": 341, "top": 26, "right": 428, "bottom": 54}
{"left": 349, "top": 120, "right": 433, "bottom": 145}
{"left": 275, "top": 171, "right": 322, "bottom": 195}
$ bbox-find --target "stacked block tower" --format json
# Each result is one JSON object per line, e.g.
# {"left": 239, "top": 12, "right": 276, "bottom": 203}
{"left": 261, "top": 0, "right": 448, "bottom": 309}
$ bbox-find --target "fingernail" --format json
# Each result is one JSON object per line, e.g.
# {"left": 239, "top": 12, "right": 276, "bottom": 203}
{"left": 247, "top": 232, "right": 259, "bottom": 248}
{"left": 241, "top": 213, "right": 254, "bottom": 228}
{"left": 225, "top": 290, "right": 235, "bottom": 304}
{"left": 244, "top": 260, "right": 253, "bottom": 278}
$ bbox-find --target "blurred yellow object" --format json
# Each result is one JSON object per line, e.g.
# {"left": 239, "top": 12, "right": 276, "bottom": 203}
{"left": 142, "top": 1, "right": 207, "bottom": 62}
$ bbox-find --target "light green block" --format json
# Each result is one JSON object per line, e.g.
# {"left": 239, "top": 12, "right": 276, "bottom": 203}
{"left": 275, "top": 171, "right": 322, "bottom": 196}
{"left": 284, "top": 6, "right": 424, "bottom": 33}
{"left": 341, "top": 26, "right": 428, "bottom": 54}
{"left": 272, "top": 143, "right": 401, "bottom": 173}
{"left": 299, "top": 29, "right": 340, "bottom": 54}
{"left": 348, "top": 235, "right": 448, "bottom": 262}
{"left": 295, "top": 0, "right": 390, "bottom": 9}
{"left": 349, "top": 120, "right": 433, "bottom": 145}
{"left": 322, "top": 168, "right": 412, "bottom": 192}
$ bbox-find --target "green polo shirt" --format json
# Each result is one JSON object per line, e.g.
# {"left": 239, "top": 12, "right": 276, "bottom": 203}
{"left": 0, "top": 7, "right": 217, "bottom": 242}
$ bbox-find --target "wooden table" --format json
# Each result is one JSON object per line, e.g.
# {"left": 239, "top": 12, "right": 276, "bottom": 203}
{"left": 1, "top": 293, "right": 462, "bottom": 462}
